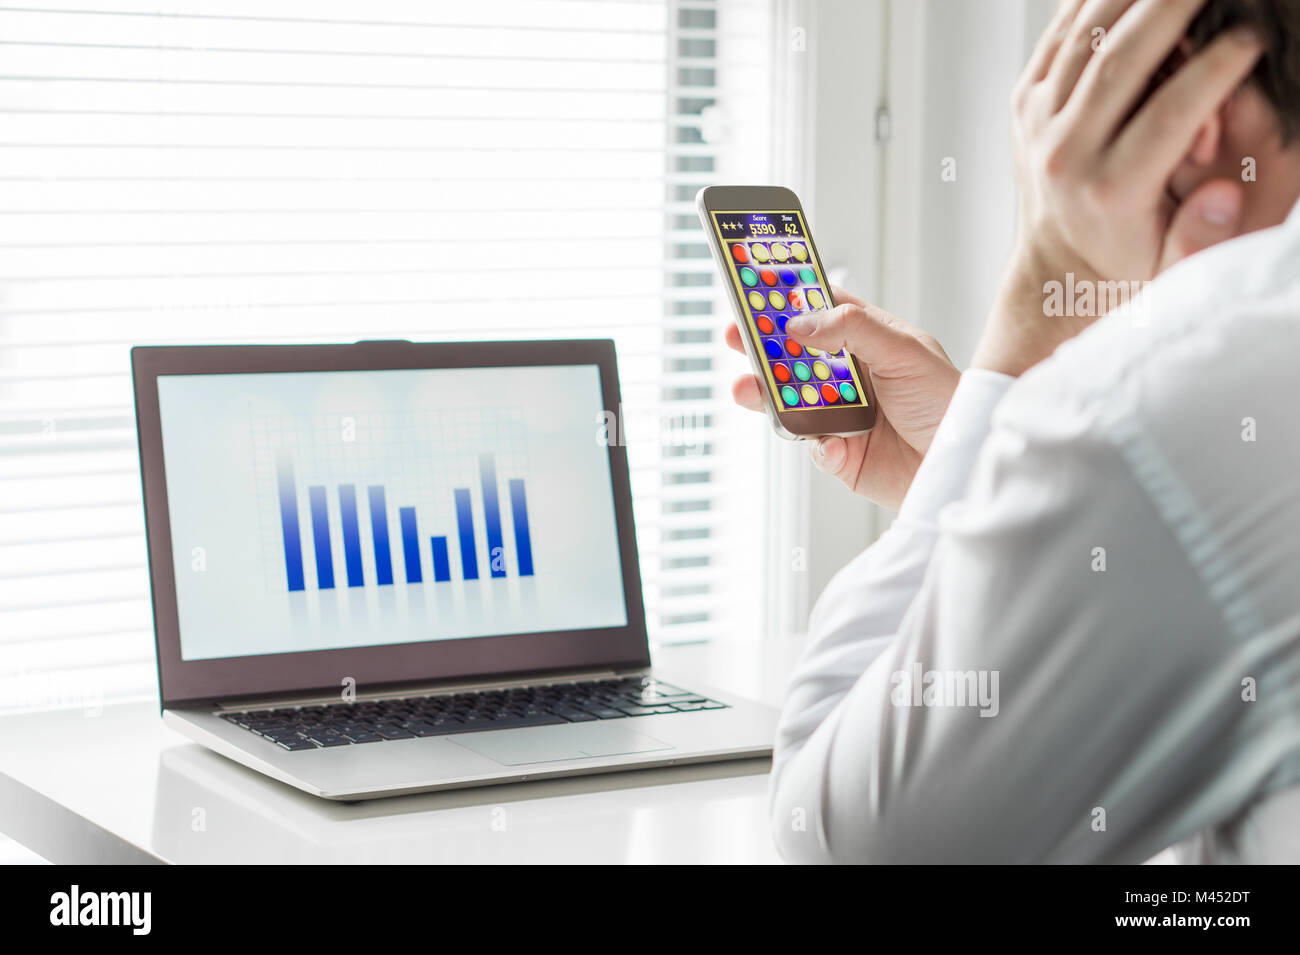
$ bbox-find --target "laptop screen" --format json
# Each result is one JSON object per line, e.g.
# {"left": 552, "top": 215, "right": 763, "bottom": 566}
{"left": 155, "top": 363, "right": 629, "bottom": 662}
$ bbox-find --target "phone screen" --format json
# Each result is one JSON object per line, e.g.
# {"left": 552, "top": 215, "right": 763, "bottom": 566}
{"left": 708, "top": 210, "right": 869, "bottom": 412}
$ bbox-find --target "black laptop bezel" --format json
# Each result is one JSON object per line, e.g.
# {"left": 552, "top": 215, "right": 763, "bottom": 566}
{"left": 132, "top": 340, "right": 651, "bottom": 709}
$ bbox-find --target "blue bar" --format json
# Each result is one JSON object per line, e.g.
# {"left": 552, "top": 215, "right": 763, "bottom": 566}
{"left": 338, "top": 485, "right": 364, "bottom": 587}
{"left": 368, "top": 485, "right": 393, "bottom": 586}
{"left": 430, "top": 536, "right": 451, "bottom": 582}
{"left": 479, "top": 454, "right": 506, "bottom": 578}
{"left": 399, "top": 507, "right": 422, "bottom": 583}
{"left": 308, "top": 486, "right": 335, "bottom": 590}
{"left": 454, "top": 488, "right": 479, "bottom": 580}
{"left": 276, "top": 457, "right": 305, "bottom": 592}
{"left": 509, "top": 478, "right": 534, "bottom": 577}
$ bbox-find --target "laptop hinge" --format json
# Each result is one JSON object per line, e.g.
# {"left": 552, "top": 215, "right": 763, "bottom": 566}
{"left": 209, "top": 666, "right": 649, "bottom": 711}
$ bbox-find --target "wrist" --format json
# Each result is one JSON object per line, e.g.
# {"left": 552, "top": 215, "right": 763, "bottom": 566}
{"left": 971, "top": 241, "right": 1093, "bottom": 377}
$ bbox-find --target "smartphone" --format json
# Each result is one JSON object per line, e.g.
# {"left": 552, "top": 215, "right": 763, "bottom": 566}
{"left": 697, "top": 184, "right": 875, "bottom": 440}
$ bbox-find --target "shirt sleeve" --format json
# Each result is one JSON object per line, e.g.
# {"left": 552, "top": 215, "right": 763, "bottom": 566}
{"left": 769, "top": 370, "right": 1012, "bottom": 811}
{"left": 770, "top": 372, "right": 1243, "bottom": 864}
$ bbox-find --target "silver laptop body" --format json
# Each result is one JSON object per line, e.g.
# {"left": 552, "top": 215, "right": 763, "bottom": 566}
{"left": 132, "top": 340, "right": 777, "bottom": 799}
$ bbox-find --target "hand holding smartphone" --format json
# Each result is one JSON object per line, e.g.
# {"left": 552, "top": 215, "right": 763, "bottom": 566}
{"left": 697, "top": 185, "right": 875, "bottom": 440}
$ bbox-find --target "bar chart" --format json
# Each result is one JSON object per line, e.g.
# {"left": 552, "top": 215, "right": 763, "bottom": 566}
{"left": 275, "top": 451, "right": 535, "bottom": 593}
{"left": 159, "top": 364, "right": 627, "bottom": 660}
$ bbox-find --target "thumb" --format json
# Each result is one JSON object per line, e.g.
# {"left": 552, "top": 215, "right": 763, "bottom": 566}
{"left": 784, "top": 302, "right": 915, "bottom": 375}
{"left": 1157, "top": 178, "right": 1244, "bottom": 273}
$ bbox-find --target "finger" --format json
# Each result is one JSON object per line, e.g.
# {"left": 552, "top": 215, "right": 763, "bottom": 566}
{"left": 724, "top": 321, "right": 745, "bottom": 354}
{"left": 1022, "top": 0, "right": 1088, "bottom": 85}
{"left": 1067, "top": 0, "right": 1208, "bottom": 145}
{"left": 1155, "top": 178, "right": 1243, "bottom": 273}
{"left": 1043, "top": 0, "right": 1138, "bottom": 112}
{"left": 1110, "top": 25, "right": 1263, "bottom": 196}
{"left": 810, "top": 435, "right": 849, "bottom": 477}
{"left": 783, "top": 303, "right": 917, "bottom": 376}
{"left": 730, "top": 373, "right": 765, "bottom": 412}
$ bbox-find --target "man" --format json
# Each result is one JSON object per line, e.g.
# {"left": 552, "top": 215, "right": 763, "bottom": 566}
{"left": 732, "top": 0, "right": 1300, "bottom": 862}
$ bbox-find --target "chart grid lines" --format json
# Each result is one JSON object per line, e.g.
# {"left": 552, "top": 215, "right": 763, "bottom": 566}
{"left": 260, "top": 406, "right": 535, "bottom": 594}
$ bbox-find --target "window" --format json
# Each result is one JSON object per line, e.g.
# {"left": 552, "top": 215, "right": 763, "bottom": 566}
{"left": 0, "top": 0, "right": 780, "bottom": 719}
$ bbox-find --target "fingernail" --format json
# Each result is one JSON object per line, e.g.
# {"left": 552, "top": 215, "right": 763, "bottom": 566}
{"left": 1200, "top": 193, "right": 1240, "bottom": 225}
{"left": 812, "top": 440, "right": 827, "bottom": 465}
{"left": 1230, "top": 24, "right": 1263, "bottom": 47}
{"left": 786, "top": 315, "right": 815, "bottom": 335}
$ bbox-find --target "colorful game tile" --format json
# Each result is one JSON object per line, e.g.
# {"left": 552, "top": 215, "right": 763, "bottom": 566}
{"left": 709, "top": 210, "right": 868, "bottom": 413}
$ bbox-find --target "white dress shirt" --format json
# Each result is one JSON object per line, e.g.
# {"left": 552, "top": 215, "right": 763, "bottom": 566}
{"left": 770, "top": 205, "right": 1300, "bottom": 864}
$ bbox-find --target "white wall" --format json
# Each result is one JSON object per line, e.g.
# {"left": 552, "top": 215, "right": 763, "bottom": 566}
{"left": 798, "top": 0, "right": 1056, "bottom": 619}
{"left": 788, "top": 0, "right": 887, "bottom": 628}
{"left": 884, "top": 0, "right": 1055, "bottom": 363}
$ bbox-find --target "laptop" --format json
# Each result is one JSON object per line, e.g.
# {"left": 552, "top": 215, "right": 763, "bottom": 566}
{"left": 131, "top": 339, "right": 778, "bottom": 800}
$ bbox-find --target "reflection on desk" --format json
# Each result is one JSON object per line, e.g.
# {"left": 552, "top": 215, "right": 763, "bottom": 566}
{"left": 155, "top": 744, "right": 775, "bottom": 864}
{"left": 0, "top": 640, "right": 805, "bottom": 863}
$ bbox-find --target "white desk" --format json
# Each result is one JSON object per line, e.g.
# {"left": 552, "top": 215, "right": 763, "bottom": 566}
{"left": 0, "top": 640, "right": 803, "bottom": 864}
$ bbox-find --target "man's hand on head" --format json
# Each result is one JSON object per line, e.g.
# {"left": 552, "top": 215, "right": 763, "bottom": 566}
{"left": 972, "top": 0, "right": 1264, "bottom": 378}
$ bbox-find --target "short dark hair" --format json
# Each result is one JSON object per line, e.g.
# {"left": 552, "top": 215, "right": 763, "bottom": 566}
{"left": 1188, "top": 0, "right": 1300, "bottom": 142}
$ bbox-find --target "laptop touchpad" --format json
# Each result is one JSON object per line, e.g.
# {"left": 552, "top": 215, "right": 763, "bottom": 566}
{"left": 450, "top": 723, "right": 674, "bottom": 766}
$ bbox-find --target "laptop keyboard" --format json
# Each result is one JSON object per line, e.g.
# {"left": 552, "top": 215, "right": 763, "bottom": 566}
{"left": 220, "top": 676, "right": 728, "bottom": 751}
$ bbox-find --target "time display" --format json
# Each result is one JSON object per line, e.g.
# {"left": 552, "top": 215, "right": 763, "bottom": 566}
{"left": 713, "top": 212, "right": 804, "bottom": 240}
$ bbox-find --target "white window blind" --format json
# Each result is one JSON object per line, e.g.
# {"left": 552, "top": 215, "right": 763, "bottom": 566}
{"left": 0, "top": 0, "right": 778, "bottom": 714}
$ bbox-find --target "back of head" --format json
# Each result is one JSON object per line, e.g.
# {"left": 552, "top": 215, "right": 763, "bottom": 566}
{"left": 1190, "top": 0, "right": 1300, "bottom": 142}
